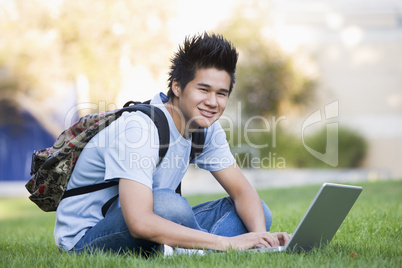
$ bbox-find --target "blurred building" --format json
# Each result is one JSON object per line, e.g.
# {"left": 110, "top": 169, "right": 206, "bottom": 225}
{"left": 269, "top": 0, "right": 402, "bottom": 177}
{"left": 0, "top": 87, "right": 78, "bottom": 182}
{"left": 0, "top": 100, "right": 54, "bottom": 182}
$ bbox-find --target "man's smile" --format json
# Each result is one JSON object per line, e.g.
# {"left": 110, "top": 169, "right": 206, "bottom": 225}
{"left": 198, "top": 108, "right": 217, "bottom": 118}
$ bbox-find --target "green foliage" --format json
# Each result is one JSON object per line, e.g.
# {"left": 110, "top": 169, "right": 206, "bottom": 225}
{"left": 299, "top": 127, "right": 368, "bottom": 168}
{"left": 226, "top": 125, "right": 368, "bottom": 169}
{"left": 0, "top": 0, "right": 174, "bottom": 104}
{"left": 1, "top": 180, "right": 401, "bottom": 267}
{"left": 234, "top": 43, "right": 316, "bottom": 117}
{"left": 218, "top": 2, "right": 316, "bottom": 117}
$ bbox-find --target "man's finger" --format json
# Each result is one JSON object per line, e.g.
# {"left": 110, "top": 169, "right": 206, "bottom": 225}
{"left": 264, "top": 233, "right": 280, "bottom": 247}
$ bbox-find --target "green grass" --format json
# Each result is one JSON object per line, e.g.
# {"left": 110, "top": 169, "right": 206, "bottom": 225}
{"left": 1, "top": 180, "right": 401, "bottom": 267}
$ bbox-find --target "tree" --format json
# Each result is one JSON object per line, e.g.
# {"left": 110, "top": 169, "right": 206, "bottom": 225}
{"left": 0, "top": 0, "right": 174, "bottom": 107}
{"left": 218, "top": 2, "right": 316, "bottom": 117}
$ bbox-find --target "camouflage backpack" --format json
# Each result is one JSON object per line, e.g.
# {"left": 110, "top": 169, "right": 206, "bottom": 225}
{"left": 26, "top": 101, "right": 205, "bottom": 213}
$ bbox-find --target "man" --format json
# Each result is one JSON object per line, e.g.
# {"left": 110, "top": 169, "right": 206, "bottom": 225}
{"left": 55, "top": 33, "right": 290, "bottom": 255}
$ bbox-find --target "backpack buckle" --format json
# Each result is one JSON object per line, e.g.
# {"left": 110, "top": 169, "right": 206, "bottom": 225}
{"left": 30, "top": 151, "right": 37, "bottom": 175}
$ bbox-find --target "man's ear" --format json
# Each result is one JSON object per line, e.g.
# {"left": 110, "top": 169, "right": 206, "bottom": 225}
{"left": 172, "top": 80, "right": 181, "bottom": 97}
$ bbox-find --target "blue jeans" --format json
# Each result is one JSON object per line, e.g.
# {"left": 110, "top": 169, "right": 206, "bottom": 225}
{"left": 73, "top": 189, "right": 273, "bottom": 255}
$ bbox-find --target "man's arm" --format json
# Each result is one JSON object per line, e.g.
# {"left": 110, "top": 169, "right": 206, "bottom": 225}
{"left": 211, "top": 163, "right": 290, "bottom": 245}
{"left": 119, "top": 178, "right": 284, "bottom": 250}
{"left": 211, "top": 162, "right": 266, "bottom": 232}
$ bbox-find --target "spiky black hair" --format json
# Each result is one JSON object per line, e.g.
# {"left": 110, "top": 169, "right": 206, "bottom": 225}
{"left": 167, "top": 32, "right": 238, "bottom": 98}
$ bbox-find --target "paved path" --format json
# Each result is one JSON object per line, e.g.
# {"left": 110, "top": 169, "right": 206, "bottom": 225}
{"left": 2, "top": 168, "right": 392, "bottom": 197}
{"left": 180, "top": 167, "right": 392, "bottom": 195}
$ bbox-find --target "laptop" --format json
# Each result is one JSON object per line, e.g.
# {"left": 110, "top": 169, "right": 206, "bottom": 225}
{"left": 248, "top": 182, "right": 363, "bottom": 253}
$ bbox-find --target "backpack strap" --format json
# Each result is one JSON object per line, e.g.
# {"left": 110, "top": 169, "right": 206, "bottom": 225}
{"left": 102, "top": 194, "right": 120, "bottom": 217}
{"left": 175, "top": 127, "right": 205, "bottom": 195}
{"left": 60, "top": 104, "right": 169, "bottom": 209}
{"left": 62, "top": 181, "right": 119, "bottom": 199}
{"left": 118, "top": 104, "right": 170, "bottom": 164}
{"left": 123, "top": 99, "right": 151, "bottom": 107}
{"left": 190, "top": 127, "right": 205, "bottom": 162}
{"left": 61, "top": 103, "right": 205, "bottom": 216}
{"left": 100, "top": 104, "right": 171, "bottom": 216}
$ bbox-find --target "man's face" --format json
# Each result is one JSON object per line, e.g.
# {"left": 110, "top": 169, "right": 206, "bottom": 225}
{"left": 174, "top": 68, "right": 230, "bottom": 131}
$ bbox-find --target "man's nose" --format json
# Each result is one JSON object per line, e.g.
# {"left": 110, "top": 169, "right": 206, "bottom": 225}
{"left": 205, "top": 93, "right": 217, "bottom": 107}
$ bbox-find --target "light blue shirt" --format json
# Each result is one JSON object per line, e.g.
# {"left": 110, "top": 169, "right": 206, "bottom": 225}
{"left": 54, "top": 93, "right": 235, "bottom": 251}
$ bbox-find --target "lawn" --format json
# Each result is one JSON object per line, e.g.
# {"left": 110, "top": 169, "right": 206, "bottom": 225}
{"left": 0, "top": 180, "right": 401, "bottom": 268}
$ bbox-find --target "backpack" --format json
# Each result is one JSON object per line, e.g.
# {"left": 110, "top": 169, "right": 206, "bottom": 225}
{"left": 26, "top": 101, "right": 205, "bottom": 213}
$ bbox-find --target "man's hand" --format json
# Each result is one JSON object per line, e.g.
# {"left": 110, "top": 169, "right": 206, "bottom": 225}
{"left": 120, "top": 178, "right": 292, "bottom": 252}
{"left": 272, "top": 232, "right": 291, "bottom": 246}
{"left": 222, "top": 232, "right": 291, "bottom": 251}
